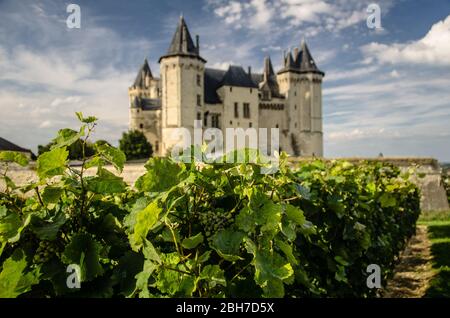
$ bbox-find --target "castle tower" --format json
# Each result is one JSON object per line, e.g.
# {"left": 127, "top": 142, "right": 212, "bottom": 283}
{"left": 128, "top": 58, "right": 162, "bottom": 155}
{"left": 277, "top": 51, "right": 301, "bottom": 155}
{"left": 297, "top": 40, "right": 324, "bottom": 157}
{"left": 159, "top": 16, "right": 206, "bottom": 155}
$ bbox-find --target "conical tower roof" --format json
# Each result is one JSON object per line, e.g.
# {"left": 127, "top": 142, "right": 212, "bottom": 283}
{"left": 299, "top": 40, "right": 324, "bottom": 75}
{"left": 277, "top": 51, "right": 298, "bottom": 74}
{"left": 133, "top": 58, "right": 153, "bottom": 87}
{"left": 159, "top": 16, "right": 205, "bottom": 62}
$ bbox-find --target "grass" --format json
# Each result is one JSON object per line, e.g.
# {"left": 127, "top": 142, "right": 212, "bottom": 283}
{"left": 418, "top": 210, "right": 450, "bottom": 298}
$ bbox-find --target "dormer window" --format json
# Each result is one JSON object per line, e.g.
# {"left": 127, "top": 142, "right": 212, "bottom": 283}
{"left": 262, "top": 90, "right": 269, "bottom": 100}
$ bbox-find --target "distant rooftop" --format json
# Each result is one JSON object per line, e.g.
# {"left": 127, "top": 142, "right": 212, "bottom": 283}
{"left": 0, "top": 137, "right": 32, "bottom": 153}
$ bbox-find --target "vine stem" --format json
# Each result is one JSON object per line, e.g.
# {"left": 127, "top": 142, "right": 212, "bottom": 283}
{"left": 35, "top": 187, "right": 44, "bottom": 207}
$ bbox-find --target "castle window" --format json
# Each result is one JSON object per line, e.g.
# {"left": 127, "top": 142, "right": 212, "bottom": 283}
{"left": 197, "top": 112, "right": 201, "bottom": 121}
{"left": 249, "top": 122, "right": 252, "bottom": 128}
{"left": 139, "top": 123, "right": 144, "bottom": 129}
{"left": 294, "top": 104, "right": 297, "bottom": 110}
{"left": 230, "top": 120, "right": 233, "bottom": 125}
{"left": 197, "top": 94, "right": 202, "bottom": 106}
{"left": 250, "top": 88, "right": 253, "bottom": 93}
{"left": 230, "top": 87, "right": 232, "bottom": 92}
{"left": 234, "top": 103, "right": 239, "bottom": 118}
{"left": 203, "top": 113, "right": 208, "bottom": 126}
{"left": 211, "top": 114, "right": 220, "bottom": 128}
{"left": 197, "top": 74, "right": 201, "bottom": 86}
{"left": 243, "top": 103, "right": 250, "bottom": 118}
{"left": 155, "top": 141, "right": 159, "bottom": 152}
{"left": 275, "top": 124, "right": 279, "bottom": 128}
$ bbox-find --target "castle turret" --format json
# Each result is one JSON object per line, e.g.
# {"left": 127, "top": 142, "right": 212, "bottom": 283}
{"left": 297, "top": 40, "right": 324, "bottom": 157}
{"left": 277, "top": 51, "right": 301, "bottom": 155}
{"left": 128, "top": 59, "right": 162, "bottom": 155}
{"left": 159, "top": 16, "right": 206, "bottom": 155}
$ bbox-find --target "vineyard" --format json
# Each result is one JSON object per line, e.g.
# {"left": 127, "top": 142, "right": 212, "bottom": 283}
{"left": 0, "top": 114, "right": 421, "bottom": 298}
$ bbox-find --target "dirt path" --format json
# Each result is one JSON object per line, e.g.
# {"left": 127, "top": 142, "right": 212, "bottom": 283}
{"left": 382, "top": 225, "right": 434, "bottom": 298}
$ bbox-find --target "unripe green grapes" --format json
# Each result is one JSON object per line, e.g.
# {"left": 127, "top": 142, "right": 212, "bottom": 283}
{"left": 34, "top": 240, "right": 60, "bottom": 264}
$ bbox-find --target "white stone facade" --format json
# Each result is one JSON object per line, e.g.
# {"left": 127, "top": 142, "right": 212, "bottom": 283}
{"left": 129, "top": 17, "right": 324, "bottom": 157}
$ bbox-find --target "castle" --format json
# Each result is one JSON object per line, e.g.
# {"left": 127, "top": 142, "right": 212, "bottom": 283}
{"left": 129, "top": 16, "right": 324, "bottom": 157}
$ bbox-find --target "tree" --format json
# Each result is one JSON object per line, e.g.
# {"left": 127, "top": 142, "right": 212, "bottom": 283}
{"left": 119, "top": 130, "right": 153, "bottom": 160}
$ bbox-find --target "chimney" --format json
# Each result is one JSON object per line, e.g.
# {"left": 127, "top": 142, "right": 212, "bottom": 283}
{"left": 196, "top": 35, "right": 200, "bottom": 54}
{"left": 248, "top": 66, "right": 252, "bottom": 76}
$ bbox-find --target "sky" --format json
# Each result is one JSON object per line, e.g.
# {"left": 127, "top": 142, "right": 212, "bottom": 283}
{"left": 0, "top": 0, "right": 449, "bottom": 161}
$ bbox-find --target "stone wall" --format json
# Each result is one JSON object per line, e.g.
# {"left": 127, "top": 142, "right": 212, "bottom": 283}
{"left": 2, "top": 157, "right": 448, "bottom": 212}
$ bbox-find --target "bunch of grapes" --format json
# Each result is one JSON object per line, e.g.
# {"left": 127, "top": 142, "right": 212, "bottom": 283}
{"left": 33, "top": 240, "right": 60, "bottom": 264}
{"left": 196, "top": 210, "right": 234, "bottom": 238}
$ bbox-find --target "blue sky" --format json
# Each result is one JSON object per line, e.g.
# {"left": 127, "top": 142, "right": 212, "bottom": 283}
{"left": 0, "top": 0, "right": 449, "bottom": 161}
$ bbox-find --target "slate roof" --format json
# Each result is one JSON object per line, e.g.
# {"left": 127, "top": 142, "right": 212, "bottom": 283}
{"left": 204, "top": 66, "right": 259, "bottom": 104}
{"left": 0, "top": 137, "right": 32, "bottom": 153}
{"left": 261, "top": 57, "right": 281, "bottom": 98}
{"left": 221, "top": 66, "right": 258, "bottom": 89}
{"left": 131, "top": 97, "right": 161, "bottom": 110}
{"left": 159, "top": 16, "right": 206, "bottom": 63}
{"left": 278, "top": 41, "right": 324, "bottom": 75}
{"left": 133, "top": 59, "right": 153, "bottom": 87}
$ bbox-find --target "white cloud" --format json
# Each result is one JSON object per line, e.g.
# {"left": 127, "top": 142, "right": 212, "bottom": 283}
{"left": 0, "top": 2, "right": 149, "bottom": 151}
{"left": 50, "top": 96, "right": 82, "bottom": 107}
{"left": 325, "top": 65, "right": 379, "bottom": 81}
{"left": 209, "top": 0, "right": 395, "bottom": 35}
{"left": 362, "top": 15, "right": 450, "bottom": 66}
{"left": 390, "top": 70, "right": 400, "bottom": 78}
{"left": 280, "top": 0, "right": 333, "bottom": 26}
{"left": 209, "top": 61, "right": 234, "bottom": 70}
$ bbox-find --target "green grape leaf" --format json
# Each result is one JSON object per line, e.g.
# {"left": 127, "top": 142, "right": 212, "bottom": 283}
{"left": 0, "top": 209, "right": 31, "bottom": 249}
{"left": 42, "top": 186, "right": 64, "bottom": 204}
{"left": 135, "top": 158, "right": 182, "bottom": 192}
{"left": 285, "top": 204, "right": 305, "bottom": 226}
{"left": 275, "top": 239, "right": 298, "bottom": 266}
{"left": 245, "top": 238, "right": 293, "bottom": 298}
{"left": 97, "top": 144, "right": 126, "bottom": 172}
{"left": 0, "top": 249, "right": 40, "bottom": 298}
{"left": 0, "top": 151, "right": 29, "bottom": 167}
{"left": 142, "top": 239, "right": 162, "bottom": 264}
{"left": 37, "top": 147, "right": 68, "bottom": 180}
{"left": 86, "top": 168, "right": 127, "bottom": 194}
{"left": 62, "top": 233, "right": 104, "bottom": 281}
{"left": 114, "top": 251, "right": 144, "bottom": 297}
{"left": 129, "top": 200, "right": 162, "bottom": 251}
{"left": 76, "top": 112, "right": 98, "bottom": 124}
{"left": 211, "top": 229, "right": 244, "bottom": 261}
{"left": 181, "top": 233, "right": 204, "bottom": 249}
{"left": 30, "top": 211, "right": 67, "bottom": 241}
{"left": 197, "top": 250, "right": 211, "bottom": 263}
{"left": 134, "top": 260, "right": 158, "bottom": 297}
{"left": 51, "top": 128, "right": 84, "bottom": 149}
{"left": 199, "top": 265, "right": 226, "bottom": 288}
